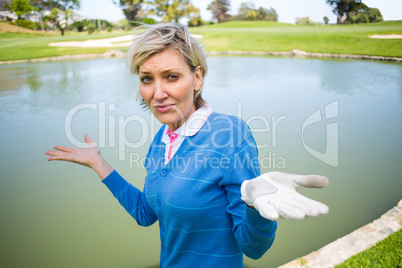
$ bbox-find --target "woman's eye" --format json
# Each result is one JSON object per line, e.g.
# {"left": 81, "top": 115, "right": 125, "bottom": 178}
{"left": 141, "top": 76, "right": 153, "bottom": 84}
{"left": 167, "top": 74, "right": 179, "bottom": 81}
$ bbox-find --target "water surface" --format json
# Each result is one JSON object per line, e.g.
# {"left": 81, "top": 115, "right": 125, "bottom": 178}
{"left": 0, "top": 56, "right": 401, "bottom": 267}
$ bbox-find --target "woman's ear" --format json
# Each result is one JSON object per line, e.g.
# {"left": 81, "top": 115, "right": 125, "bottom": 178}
{"left": 194, "top": 65, "right": 203, "bottom": 90}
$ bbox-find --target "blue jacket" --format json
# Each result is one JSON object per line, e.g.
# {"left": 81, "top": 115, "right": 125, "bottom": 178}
{"left": 103, "top": 112, "right": 277, "bottom": 267}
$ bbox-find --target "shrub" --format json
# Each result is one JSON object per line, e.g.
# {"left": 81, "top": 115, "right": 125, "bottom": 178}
{"left": 10, "top": 19, "right": 45, "bottom": 30}
{"left": 188, "top": 16, "right": 205, "bottom": 27}
{"left": 87, "top": 22, "right": 95, "bottom": 34}
{"left": 69, "top": 20, "right": 87, "bottom": 32}
{"left": 129, "top": 17, "right": 157, "bottom": 27}
{"left": 141, "top": 18, "right": 157, "bottom": 25}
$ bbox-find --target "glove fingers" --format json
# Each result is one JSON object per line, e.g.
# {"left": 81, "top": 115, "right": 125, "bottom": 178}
{"left": 293, "top": 174, "right": 329, "bottom": 188}
{"left": 295, "top": 194, "right": 329, "bottom": 215}
{"left": 254, "top": 197, "right": 280, "bottom": 221}
{"left": 285, "top": 198, "right": 320, "bottom": 217}
{"left": 270, "top": 200, "right": 305, "bottom": 220}
{"left": 263, "top": 172, "right": 329, "bottom": 189}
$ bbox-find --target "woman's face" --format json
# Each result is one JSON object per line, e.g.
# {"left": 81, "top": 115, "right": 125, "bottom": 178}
{"left": 139, "top": 47, "right": 202, "bottom": 132}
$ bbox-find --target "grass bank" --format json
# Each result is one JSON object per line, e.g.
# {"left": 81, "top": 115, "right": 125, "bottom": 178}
{"left": 191, "top": 20, "right": 402, "bottom": 58}
{"left": 0, "top": 31, "right": 129, "bottom": 61}
{"left": 336, "top": 229, "right": 402, "bottom": 267}
{"left": 0, "top": 20, "right": 401, "bottom": 62}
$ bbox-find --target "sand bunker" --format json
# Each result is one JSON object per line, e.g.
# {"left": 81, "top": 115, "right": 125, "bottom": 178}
{"left": 369, "top": 34, "right": 402, "bottom": 39}
{"left": 49, "top": 34, "right": 204, "bottom": 48}
{"left": 49, "top": 35, "right": 134, "bottom": 48}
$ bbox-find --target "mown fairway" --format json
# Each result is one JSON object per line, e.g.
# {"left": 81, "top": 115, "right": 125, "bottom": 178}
{"left": 192, "top": 21, "right": 402, "bottom": 57}
{"left": 1, "top": 20, "right": 401, "bottom": 61}
{"left": 0, "top": 31, "right": 128, "bottom": 61}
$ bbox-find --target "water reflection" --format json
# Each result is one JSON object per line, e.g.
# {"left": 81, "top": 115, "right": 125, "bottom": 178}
{"left": 398, "top": 67, "right": 402, "bottom": 101}
{"left": 0, "top": 59, "right": 141, "bottom": 116}
{"left": 0, "top": 66, "right": 28, "bottom": 92}
{"left": 318, "top": 59, "right": 402, "bottom": 97}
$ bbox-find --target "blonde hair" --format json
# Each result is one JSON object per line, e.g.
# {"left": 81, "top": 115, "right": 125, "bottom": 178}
{"left": 128, "top": 23, "right": 208, "bottom": 109}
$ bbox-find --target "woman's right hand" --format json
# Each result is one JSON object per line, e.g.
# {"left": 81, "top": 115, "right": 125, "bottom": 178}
{"left": 45, "top": 134, "right": 113, "bottom": 180}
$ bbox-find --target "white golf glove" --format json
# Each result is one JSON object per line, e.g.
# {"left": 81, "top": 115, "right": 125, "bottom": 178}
{"left": 241, "top": 172, "right": 329, "bottom": 220}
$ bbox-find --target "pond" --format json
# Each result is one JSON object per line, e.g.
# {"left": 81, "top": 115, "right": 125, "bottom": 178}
{"left": 0, "top": 56, "right": 401, "bottom": 268}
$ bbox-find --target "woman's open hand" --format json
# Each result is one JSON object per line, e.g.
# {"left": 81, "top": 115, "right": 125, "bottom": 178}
{"left": 45, "top": 134, "right": 113, "bottom": 180}
{"left": 241, "top": 172, "right": 329, "bottom": 221}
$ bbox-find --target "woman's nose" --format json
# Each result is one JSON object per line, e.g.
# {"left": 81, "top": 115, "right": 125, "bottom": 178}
{"left": 153, "top": 80, "right": 168, "bottom": 100}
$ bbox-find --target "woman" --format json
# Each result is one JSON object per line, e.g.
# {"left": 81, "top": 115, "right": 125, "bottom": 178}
{"left": 46, "top": 23, "right": 328, "bottom": 267}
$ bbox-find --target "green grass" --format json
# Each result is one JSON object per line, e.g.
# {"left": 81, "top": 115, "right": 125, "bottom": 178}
{"left": 0, "top": 31, "right": 129, "bottom": 61}
{"left": 336, "top": 229, "right": 402, "bottom": 268}
{"left": 191, "top": 20, "right": 402, "bottom": 57}
{"left": 1, "top": 21, "right": 402, "bottom": 61}
{"left": 205, "top": 20, "right": 293, "bottom": 28}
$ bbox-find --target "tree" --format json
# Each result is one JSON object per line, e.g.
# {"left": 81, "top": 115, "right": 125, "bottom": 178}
{"left": 188, "top": 13, "right": 203, "bottom": 27}
{"left": 326, "top": 0, "right": 367, "bottom": 24}
{"left": 207, "top": 0, "right": 230, "bottom": 23}
{"left": 327, "top": 0, "right": 382, "bottom": 24}
{"left": 176, "top": 2, "right": 200, "bottom": 24}
{"left": 31, "top": 0, "right": 80, "bottom": 10}
{"left": 296, "top": 16, "right": 316, "bottom": 25}
{"left": 44, "top": 7, "right": 72, "bottom": 35}
{"left": 32, "top": 1, "right": 79, "bottom": 35}
{"left": 256, "top": 7, "right": 277, "bottom": 21}
{"left": 149, "top": 0, "right": 199, "bottom": 23}
{"left": 366, "top": 7, "right": 383, "bottom": 23}
{"left": 10, "top": 0, "right": 34, "bottom": 19}
{"left": 237, "top": 2, "right": 277, "bottom": 21}
{"left": 346, "top": 7, "right": 383, "bottom": 24}
{"left": 323, "top": 16, "right": 329, "bottom": 24}
{"left": 113, "top": 0, "right": 144, "bottom": 22}
{"left": 238, "top": 2, "right": 254, "bottom": 20}
{"left": 68, "top": 19, "right": 114, "bottom": 32}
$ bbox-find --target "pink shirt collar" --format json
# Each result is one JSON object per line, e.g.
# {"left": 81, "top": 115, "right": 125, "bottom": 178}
{"left": 161, "top": 104, "right": 212, "bottom": 143}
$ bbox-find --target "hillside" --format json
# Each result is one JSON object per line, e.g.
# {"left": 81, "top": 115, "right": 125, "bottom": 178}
{"left": 0, "top": 22, "right": 34, "bottom": 33}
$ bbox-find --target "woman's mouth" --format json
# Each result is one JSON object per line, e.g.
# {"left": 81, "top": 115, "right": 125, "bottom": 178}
{"left": 153, "top": 104, "right": 174, "bottom": 113}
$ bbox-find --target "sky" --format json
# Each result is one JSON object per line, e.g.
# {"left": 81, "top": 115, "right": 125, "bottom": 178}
{"left": 78, "top": 0, "right": 402, "bottom": 24}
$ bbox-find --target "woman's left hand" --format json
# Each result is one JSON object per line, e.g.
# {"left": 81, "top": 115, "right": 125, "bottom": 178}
{"left": 241, "top": 172, "right": 329, "bottom": 220}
